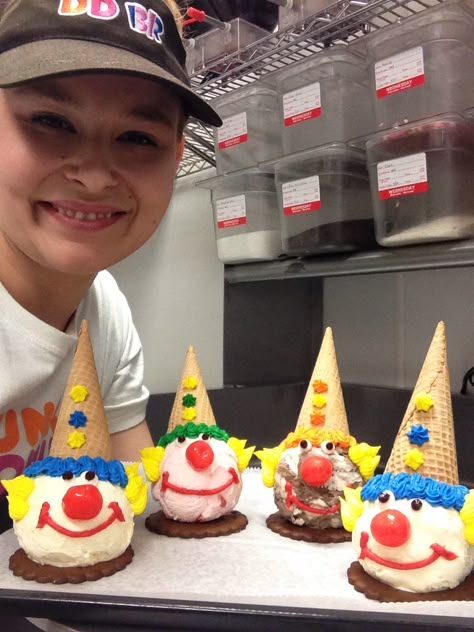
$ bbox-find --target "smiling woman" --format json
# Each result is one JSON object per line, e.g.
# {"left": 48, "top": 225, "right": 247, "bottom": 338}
{"left": 0, "top": 0, "right": 221, "bottom": 535}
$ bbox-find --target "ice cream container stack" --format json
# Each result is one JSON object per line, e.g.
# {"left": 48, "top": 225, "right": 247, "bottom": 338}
{"left": 199, "top": 168, "right": 283, "bottom": 264}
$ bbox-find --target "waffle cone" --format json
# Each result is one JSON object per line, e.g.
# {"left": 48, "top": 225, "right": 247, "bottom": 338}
{"left": 385, "top": 321, "right": 458, "bottom": 484}
{"left": 167, "top": 345, "right": 216, "bottom": 433}
{"left": 50, "top": 321, "right": 112, "bottom": 460}
{"left": 296, "top": 327, "right": 349, "bottom": 434}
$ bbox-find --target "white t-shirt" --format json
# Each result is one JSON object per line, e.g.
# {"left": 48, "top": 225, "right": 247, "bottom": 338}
{"left": 0, "top": 270, "right": 149, "bottom": 490}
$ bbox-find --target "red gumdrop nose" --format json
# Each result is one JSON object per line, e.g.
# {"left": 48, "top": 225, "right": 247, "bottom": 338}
{"left": 371, "top": 509, "right": 411, "bottom": 547}
{"left": 300, "top": 454, "right": 333, "bottom": 487}
{"left": 62, "top": 484, "right": 103, "bottom": 520}
{"left": 186, "top": 439, "right": 215, "bottom": 470}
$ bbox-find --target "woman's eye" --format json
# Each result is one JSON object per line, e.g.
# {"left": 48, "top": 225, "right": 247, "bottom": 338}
{"left": 118, "top": 130, "right": 157, "bottom": 147}
{"left": 31, "top": 113, "right": 75, "bottom": 132}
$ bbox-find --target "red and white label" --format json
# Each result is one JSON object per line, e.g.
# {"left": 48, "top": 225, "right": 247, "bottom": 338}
{"left": 215, "top": 195, "right": 246, "bottom": 229}
{"left": 377, "top": 153, "right": 428, "bottom": 199}
{"left": 283, "top": 82, "right": 321, "bottom": 126}
{"left": 375, "top": 46, "right": 425, "bottom": 98}
{"left": 217, "top": 112, "right": 248, "bottom": 149}
{"left": 282, "top": 176, "right": 321, "bottom": 215}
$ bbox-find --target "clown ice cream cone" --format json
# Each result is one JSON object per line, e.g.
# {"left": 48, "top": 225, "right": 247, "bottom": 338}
{"left": 49, "top": 320, "right": 112, "bottom": 460}
{"left": 167, "top": 345, "right": 216, "bottom": 432}
{"left": 342, "top": 322, "right": 474, "bottom": 599}
{"left": 2, "top": 321, "right": 148, "bottom": 583}
{"left": 141, "top": 345, "right": 254, "bottom": 537}
{"left": 256, "top": 327, "right": 380, "bottom": 542}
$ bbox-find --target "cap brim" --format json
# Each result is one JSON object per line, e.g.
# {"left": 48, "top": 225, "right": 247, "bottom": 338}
{"left": 0, "top": 39, "right": 222, "bottom": 127}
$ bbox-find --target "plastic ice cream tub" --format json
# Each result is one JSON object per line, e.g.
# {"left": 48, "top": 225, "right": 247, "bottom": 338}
{"left": 185, "top": 18, "right": 269, "bottom": 74}
{"left": 365, "top": 0, "right": 474, "bottom": 129}
{"left": 199, "top": 168, "right": 283, "bottom": 264}
{"left": 270, "top": 143, "right": 375, "bottom": 256}
{"left": 274, "top": 45, "right": 374, "bottom": 155}
{"left": 366, "top": 113, "right": 474, "bottom": 247}
{"left": 213, "top": 83, "right": 281, "bottom": 175}
{"left": 278, "top": 0, "right": 335, "bottom": 30}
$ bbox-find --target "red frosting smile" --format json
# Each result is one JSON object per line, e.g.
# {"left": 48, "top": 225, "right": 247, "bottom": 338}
{"left": 359, "top": 531, "right": 458, "bottom": 570}
{"left": 37, "top": 501, "right": 125, "bottom": 537}
{"left": 161, "top": 468, "right": 239, "bottom": 496}
{"left": 285, "top": 481, "right": 340, "bottom": 515}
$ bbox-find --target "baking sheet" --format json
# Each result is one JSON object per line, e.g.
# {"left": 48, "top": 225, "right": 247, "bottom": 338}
{"left": 0, "top": 468, "right": 472, "bottom": 624}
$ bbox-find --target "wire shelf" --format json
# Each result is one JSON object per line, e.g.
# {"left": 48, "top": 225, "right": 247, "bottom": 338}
{"left": 177, "top": 0, "right": 442, "bottom": 178}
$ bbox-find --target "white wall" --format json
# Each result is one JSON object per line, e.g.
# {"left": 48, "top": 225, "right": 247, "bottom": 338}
{"left": 110, "top": 168, "right": 224, "bottom": 395}
{"left": 324, "top": 267, "right": 474, "bottom": 392}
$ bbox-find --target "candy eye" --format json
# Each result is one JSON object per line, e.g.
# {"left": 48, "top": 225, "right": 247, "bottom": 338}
{"left": 177, "top": 436, "right": 186, "bottom": 444}
{"left": 378, "top": 491, "right": 391, "bottom": 504}
{"left": 85, "top": 471, "right": 96, "bottom": 481}
{"left": 411, "top": 498, "right": 423, "bottom": 511}
{"left": 201, "top": 433, "right": 210, "bottom": 441}
{"left": 62, "top": 471, "right": 73, "bottom": 481}
{"left": 299, "top": 440, "right": 312, "bottom": 452}
{"left": 320, "top": 440, "right": 335, "bottom": 455}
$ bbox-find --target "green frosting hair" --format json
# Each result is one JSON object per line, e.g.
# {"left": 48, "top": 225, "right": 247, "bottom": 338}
{"left": 157, "top": 422, "right": 229, "bottom": 448}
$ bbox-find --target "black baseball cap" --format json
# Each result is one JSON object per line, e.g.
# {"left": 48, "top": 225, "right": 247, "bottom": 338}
{"left": 0, "top": 0, "right": 221, "bottom": 126}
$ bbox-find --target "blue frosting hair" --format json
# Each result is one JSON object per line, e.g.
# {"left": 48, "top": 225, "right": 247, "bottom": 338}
{"left": 24, "top": 456, "right": 128, "bottom": 488}
{"left": 361, "top": 472, "right": 469, "bottom": 511}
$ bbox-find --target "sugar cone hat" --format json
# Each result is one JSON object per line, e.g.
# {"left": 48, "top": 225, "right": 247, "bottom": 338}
{"left": 296, "top": 327, "right": 349, "bottom": 434}
{"left": 49, "top": 320, "right": 112, "bottom": 460}
{"left": 384, "top": 321, "right": 458, "bottom": 485}
{"left": 167, "top": 345, "right": 216, "bottom": 432}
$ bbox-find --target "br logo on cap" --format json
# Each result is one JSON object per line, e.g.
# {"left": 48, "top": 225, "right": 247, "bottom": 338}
{"left": 58, "top": 0, "right": 164, "bottom": 43}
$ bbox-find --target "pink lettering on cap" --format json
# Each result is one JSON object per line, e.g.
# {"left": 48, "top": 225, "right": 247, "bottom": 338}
{"left": 58, "top": 0, "right": 119, "bottom": 19}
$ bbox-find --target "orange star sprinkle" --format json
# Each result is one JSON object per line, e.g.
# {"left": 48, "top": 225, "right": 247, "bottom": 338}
{"left": 313, "top": 380, "right": 328, "bottom": 393}
{"left": 310, "top": 413, "right": 325, "bottom": 426}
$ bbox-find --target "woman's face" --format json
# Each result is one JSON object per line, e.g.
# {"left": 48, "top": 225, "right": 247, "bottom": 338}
{"left": 0, "top": 73, "right": 184, "bottom": 278}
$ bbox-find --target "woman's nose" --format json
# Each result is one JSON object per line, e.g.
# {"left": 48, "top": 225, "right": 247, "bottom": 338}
{"left": 62, "top": 142, "right": 119, "bottom": 192}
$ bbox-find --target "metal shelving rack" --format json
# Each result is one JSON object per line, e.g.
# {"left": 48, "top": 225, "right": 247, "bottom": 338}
{"left": 177, "top": 0, "right": 441, "bottom": 178}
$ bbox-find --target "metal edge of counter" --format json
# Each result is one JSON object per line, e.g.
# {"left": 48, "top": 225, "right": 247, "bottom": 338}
{"left": 0, "top": 589, "right": 472, "bottom": 631}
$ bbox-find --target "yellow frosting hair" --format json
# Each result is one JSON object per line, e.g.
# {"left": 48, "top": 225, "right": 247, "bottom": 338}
{"left": 460, "top": 489, "right": 474, "bottom": 544}
{"left": 140, "top": 446, "right": 165, "bottom": 483}
{"left": 254, "top": 446, "right": 284, "bottom": 488}
{"left": 348, "top": 442, "right": 381, "bottom": 480}
{"left": 340, "top": 485, "right": 364, "bottom": 532}
{"left": 2, "top": 475, "right": 35, "bottom": 522}
{"left": 227, "top": 437, "right": 255, "bottom": 472}
{"left": 124, "top": 463, "right": 149, "bottom": 515}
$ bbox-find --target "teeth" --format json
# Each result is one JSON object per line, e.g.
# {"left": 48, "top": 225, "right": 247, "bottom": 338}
{"left": 56, "top": 206, "right": 114, "bottom": 221}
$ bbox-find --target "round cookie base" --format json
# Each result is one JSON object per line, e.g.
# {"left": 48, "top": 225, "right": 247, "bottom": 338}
{"left": 348, "top": 561, "right": 474, "bottom": 602}
{"left": 145, "top": 510, "right": 248, "bottom": 538}
{"left": 9, "top": 545, "right": 134, "bottom": 584}
{"left": 266, "top": 512, "right": 351, "bottom": 543}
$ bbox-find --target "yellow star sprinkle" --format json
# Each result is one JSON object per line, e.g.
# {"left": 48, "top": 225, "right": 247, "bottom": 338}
{"left": 183, "top": 376, "right": 198, "bottom": 389}
{"left": 312, "top": 394, "right": 327, "bottom": 408}
{"left": 182, "top": 406, "right": 196, "bottom": 421}
{"left": 67, "top": 430, "right": 86, "bottom": 449}
{"left": 404, "top": 448, "right": 424, "bottom": 471}
{"left": 414, "top": 392, "right": 434, "bottom": 412}
{"left": 70, "top": 384, "right": 88, "bottom": 403}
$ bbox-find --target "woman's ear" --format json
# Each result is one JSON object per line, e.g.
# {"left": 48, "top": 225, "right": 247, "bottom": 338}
{"left": 175, "top": 133, "right": 185, "bottom": 170}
